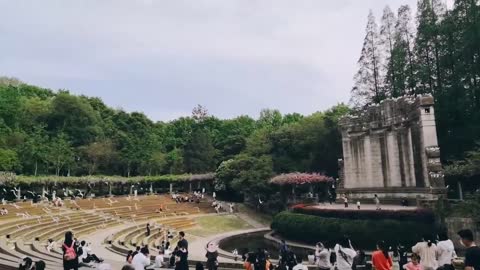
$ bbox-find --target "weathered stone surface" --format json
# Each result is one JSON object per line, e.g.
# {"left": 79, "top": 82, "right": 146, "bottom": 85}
{"left": 338, "top": 95, "right": 445, "bottom": 200}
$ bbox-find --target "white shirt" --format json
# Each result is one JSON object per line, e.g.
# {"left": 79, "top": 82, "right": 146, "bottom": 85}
{"left": 437, "top": 240, "right": 456, "bottom": 266}
{"left": 79, "top": 245, "right": 91, "bottom": 262}
{"left": 334, "top": 244, "right": 356, "bottom": 270}
{"left": 412, "top": 242, "right": 438, "bottom": 269}
{"left": 155, "top": 254, "right": 165, "bottom": 267}
{"left": 132, "top": 253, "right": 151, "bottom": 270}
{"left": 292, "top": 263, "right": 308, "bottom": 270}
{"left": 308, "top": 255, "right": 315, "bottom": 264}
{"left": 316, "top": 249, "right": 332, "bottom": 269}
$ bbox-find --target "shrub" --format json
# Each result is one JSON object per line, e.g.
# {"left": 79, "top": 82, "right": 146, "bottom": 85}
{"left": 271, "top": 212, "right": 436, "bottom": 249}
{"left": 292, "top": 204, "right": 435, "bottom": 223}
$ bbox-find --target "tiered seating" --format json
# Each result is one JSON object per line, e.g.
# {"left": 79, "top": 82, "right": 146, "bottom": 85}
{"left": 0, "top": 194, "right": 215, "bottom": 270}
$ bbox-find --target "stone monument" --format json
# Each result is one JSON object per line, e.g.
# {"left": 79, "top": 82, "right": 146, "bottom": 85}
{"left": 338, "top": 95, "right": 445, "bottom": 202}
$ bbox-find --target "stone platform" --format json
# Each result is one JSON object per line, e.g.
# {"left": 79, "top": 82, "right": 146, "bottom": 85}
{"left": 307, "top": 202, "right": 418, "bottom": 211}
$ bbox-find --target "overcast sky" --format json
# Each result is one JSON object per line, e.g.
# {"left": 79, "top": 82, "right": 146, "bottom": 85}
{"left": 0, "top": 0, "right": 441, "bottom": 121}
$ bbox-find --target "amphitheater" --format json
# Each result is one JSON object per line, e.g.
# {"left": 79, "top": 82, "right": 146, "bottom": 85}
{"left": 0, "top": 194, "right": 257, "bottom": 270}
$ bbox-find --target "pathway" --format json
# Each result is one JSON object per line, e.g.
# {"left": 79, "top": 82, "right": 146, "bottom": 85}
{"left": 235, "top": 212, "right": 266, "bottom": 229}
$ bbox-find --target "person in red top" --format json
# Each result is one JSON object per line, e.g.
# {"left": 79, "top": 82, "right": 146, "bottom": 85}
{"left": 372, "top": 241, "right": 393, "bottom": 270}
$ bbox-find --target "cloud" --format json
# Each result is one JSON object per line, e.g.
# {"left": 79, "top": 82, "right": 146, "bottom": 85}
{"left": 0, "top": 0, "right": 417, "bottom": 120}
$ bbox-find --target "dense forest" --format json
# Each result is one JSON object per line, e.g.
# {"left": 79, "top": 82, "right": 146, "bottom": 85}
{"left": 0, "top": 77, "right": 348, "bottom": 187}
{"left": 351, "top": 0, "right": 480, "bottom": 185}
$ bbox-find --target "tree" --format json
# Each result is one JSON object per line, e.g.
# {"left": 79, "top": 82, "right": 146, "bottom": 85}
{"left": 215, "top": 116, "right": 256, "bottom": 161}
{"left": 82, "top": 140, "right": 116, "bottom": 175}
{"left": 140, "top": 151, "right": 168, "bottom": 176}
{"left": 0, "top": 85, "right": 22, "bottom": 128}
{"left": 0, "top": 76, "right": 23, "bottom": 87}
{"left": 351, "top": 10, "right": 384, "bottom": 107}
{"left": 183, "top": 129, "right": 216, "bottom": 173}
{"left": 167, "top": 148, "right": 184, "bottom": 174}
{"left": 215, "top": 154, "right": 274, "bottom": 204}
{"left": 48, "top": 92, "right": 101, "bottom": 146}
{"left": 0, "top": 148, "right": 20, "bottom": 171}
{"left": 414, "top": 0, "right": 443, "bottom": 95}
{"left": 192, "top": 104, "right": 209, "bottom": 123}
{"left": 389, "top": 5, "right": 417, "bottom": 96}
{"left": 20, "top": 125, "right": 49, "bottom": 176}
{"left": 257, "top": 109, "right": 283, "bottom": 130}
{"left": 380, "top": 6, "right": 398, "bottom": 96}
{"left": 47, "top": 133, "right": 74, "bottom": 176}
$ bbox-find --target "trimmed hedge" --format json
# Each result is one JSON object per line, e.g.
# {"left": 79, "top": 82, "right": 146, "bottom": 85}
{"left": 292, "top": 205, "right": 435, "bottom": 223}
{"left": 271, "top": 212, "right": 436, "bottom": 249}
{"left": 0, "top": 173, "right": 215, "bottom": 186}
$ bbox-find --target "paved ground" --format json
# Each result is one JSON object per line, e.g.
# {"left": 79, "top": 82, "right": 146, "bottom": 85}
{"left": 307, "top": 202, "right": 417, "bottom": 211}
{"left": 188, "top": 227, "right": 270, "bottom": 263}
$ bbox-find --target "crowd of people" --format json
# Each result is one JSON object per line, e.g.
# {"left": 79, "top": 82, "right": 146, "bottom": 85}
{"left": 262, "top": 230, "right": 479, "bottom": 270}
{"left": 121, "top": 231, "right": 196, "bottom": 270}
{"left": 171, "top": 190, "right": 204, "bottom": 204}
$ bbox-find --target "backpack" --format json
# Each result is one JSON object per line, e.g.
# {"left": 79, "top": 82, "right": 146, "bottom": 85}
{"left": 330, "top": 251, "right": 337, "bottom": 264}
{"left": 63, "top": 243, "right": 76, "bottom": 261}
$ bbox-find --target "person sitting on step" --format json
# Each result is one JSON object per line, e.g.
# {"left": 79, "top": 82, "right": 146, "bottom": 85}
{"left": 78, "top": 241, "right": 104, "bottom": 264}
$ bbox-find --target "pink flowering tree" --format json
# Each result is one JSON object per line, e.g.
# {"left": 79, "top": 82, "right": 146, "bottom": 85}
{"left": 270, "top": 172, "right": 334, "bottom": 203}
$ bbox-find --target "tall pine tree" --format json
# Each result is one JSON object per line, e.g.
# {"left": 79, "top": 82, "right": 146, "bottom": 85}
{"left": 414, "top": 0, "right": 443, "bottom": 95}
{"left": 380, "top": 6, "right": 398, "bottom": 97}
{"left": 389, "top": 5, "right": 417, "bottom": 96}
{"left": 351, "top": 10, "right": 384, "bottom": 107}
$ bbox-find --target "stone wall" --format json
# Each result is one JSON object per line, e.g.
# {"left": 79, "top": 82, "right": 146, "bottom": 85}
{"left": 338, "top": 95, "right": 445, "bottom": 200}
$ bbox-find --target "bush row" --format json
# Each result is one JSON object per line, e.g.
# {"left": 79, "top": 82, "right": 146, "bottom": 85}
{"left": 292, "top": 205, "right": 435, "bottom": 223}
{"left": 271, "top": 211, "right": 436, "bottom": 250}
{"left": 0, "top": 173, "right": 215, "bottom": 186}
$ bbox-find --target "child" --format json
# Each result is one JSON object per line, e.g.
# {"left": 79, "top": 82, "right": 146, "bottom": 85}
{"left": 403, "top": 254, "right": 423, "bottom": 270}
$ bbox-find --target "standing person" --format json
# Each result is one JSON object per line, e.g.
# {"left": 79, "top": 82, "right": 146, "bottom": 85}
{"left": 397, "top": 244, "right": 408, "bottom": 270}
{"left": 213, "top": 192, "right": 216, "bottom": 200}
{"left": 131, "top": 247, "right": 151, "bottom": 270}
{"left": 342, "top": 194, "right": 349, "bottom": 208}
{"left": 255, "top": 248, "right": 266, "bottom": 270}
{"left": 457, "top": 229, "right": 480, "bottom": 270}
{"left": 126, "top": 250, "right": 134, "bottom": 264}
{"left": 372, "top": 241, "right": 393, "bottom": 270}
{"left": 205, "top": 243, "right": 219, "bottom": 270}
{"left": 146, "top": 223, "right": 151, "bottom": 237}
{"left": 177, "top": 231, "right": 188, "bottom": 251}
{"left": 334, "top": 237, "right": 356, "bottom": 270}
{"left": 315, "top": 242, "right": 332, "bottom": 270}
{"left": 374, "top": 194, "right": 381, "bottom": 210}
{"left": 280, "top": 240, "right": 289, "bottom": 259}
{"left": 412, "top": 235, "right": 438, "bottom": 270}
{"left": 62, "top": 231, "right": 79, "bottom": 270}
{"left": 437, "top": 232, "right": 456, "bottom": 268}
{"left": 357, "top": 201, "right": 361, "bottom": 210}
{"left": 175, "top": 241, "right": 189, "bottom": 270}
{"left": 132, "top": 246, "right": 140, "bottom": 258}
{"left": 352, "top": 250, "right": 366, "bottom": 270}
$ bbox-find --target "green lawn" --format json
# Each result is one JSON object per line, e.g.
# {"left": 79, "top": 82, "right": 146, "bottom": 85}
{"left": 188, "top": 215, "right": 253, "bottom": 237}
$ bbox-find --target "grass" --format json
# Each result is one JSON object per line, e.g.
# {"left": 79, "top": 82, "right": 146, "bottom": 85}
{"left": 236, "top": 204, "right": 273, "bottom": 226}
{"left": 187, "top": 215, "right": 253, "bottom": 237}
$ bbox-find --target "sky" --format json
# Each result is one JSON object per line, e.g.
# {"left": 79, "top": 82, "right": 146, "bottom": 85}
{"left": 1, "top": 0, "right": 452, "bottom": 121}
